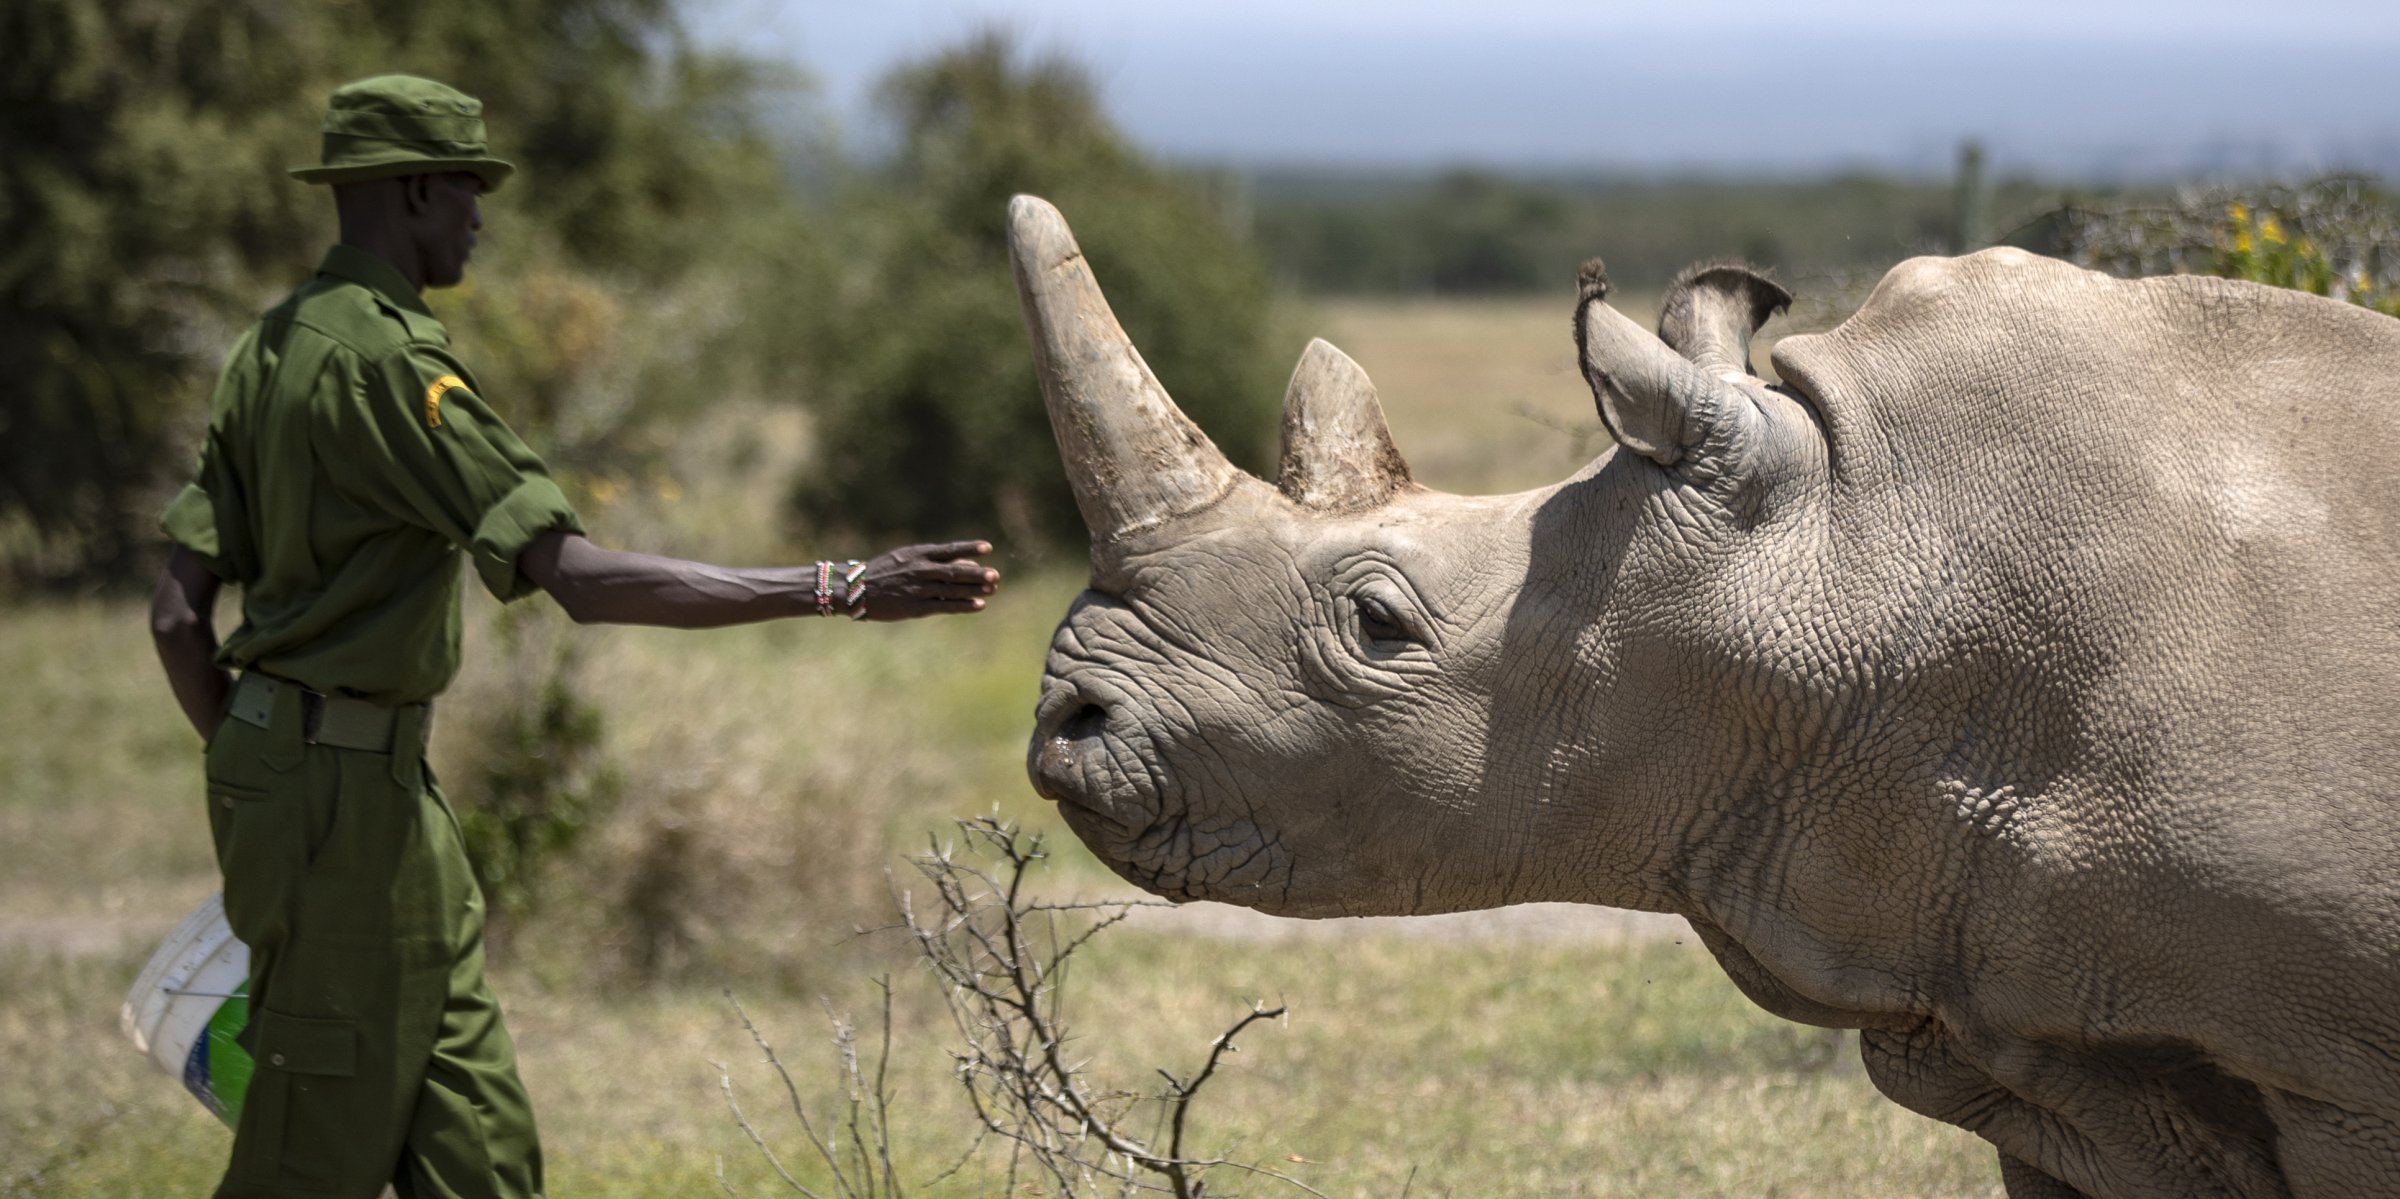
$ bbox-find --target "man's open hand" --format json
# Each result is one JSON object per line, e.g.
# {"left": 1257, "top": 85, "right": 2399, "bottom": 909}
{"left": 857, "top": 540, "right": 1000, "bottom": 620}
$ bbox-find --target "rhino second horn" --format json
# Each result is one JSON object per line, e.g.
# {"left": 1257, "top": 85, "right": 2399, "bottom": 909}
{"left": 1573, "top": 255, "right": 1749, "bottom": 468}
{"left": 1277, "top": 338, "right": 1413, "bottom": 512}
{"left": 1006, "top": 194, "right": 1243, "bottom": 542}
{"left": 1657, "top": 260, "right": 1792, "bottom": 378}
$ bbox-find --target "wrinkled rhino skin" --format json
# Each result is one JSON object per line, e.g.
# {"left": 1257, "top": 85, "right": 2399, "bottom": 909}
{"left": 1010, "top": 193, "right": 2400, "bottom": 1198}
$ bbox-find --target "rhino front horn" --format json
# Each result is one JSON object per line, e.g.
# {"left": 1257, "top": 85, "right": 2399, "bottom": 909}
{"left": 1008, "top": 194, "right": 1242, "bottom": 543}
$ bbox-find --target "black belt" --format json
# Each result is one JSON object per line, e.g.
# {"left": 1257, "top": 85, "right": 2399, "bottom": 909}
{"left": 227, "top": 672, "right": 428, "bottom": 753}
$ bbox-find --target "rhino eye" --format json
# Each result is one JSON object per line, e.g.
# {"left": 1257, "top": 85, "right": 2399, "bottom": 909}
{"left": 1354, "top": 592, "right": 1416, "bottom": 648}
{"left": 1307, "top": 564, "right": 1441, "bottom": 702}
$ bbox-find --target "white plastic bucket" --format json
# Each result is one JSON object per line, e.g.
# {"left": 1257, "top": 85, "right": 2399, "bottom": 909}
{"left": 121, "top": 893, "right": 253, "bottom": 1127}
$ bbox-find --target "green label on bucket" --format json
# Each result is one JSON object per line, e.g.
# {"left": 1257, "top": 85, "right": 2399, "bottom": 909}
{"left": 181, "top": 986, "right": 253, "bottom": 1128}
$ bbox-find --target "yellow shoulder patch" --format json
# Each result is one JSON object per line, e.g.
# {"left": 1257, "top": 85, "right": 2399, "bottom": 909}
{"left": 424, "top": 375, "right": 465, "bottom": 429}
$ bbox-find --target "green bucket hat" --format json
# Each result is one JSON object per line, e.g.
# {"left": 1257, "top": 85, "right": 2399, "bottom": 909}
{"left": 289, "top": 74, "right": 515, "bottom": 193}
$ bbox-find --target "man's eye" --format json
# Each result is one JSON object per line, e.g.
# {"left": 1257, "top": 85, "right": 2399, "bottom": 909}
{"left": 1356, "top": 594, "right": 1411, "bottom": 645}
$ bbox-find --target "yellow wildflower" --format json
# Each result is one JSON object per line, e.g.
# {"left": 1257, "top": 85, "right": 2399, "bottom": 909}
{"left": 2228, "top": 201, "right": 2250, "bottom": 225}
{"left": 2259, "top": 214, "right": 2286, "bottom": 245}
{"left": 2232, "top": 225, "right": 2254, "bottom": 255}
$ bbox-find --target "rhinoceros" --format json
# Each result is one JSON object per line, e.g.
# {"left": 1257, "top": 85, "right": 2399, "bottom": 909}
{"left": 1007, "top": 194, "right": 2400, "bottom": 1198}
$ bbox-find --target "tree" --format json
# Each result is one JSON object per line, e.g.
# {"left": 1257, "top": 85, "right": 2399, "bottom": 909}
{"left": 0, "top": 0, "right": 811, "bottom": 588}
{"left": 792, "top": 33, "right": 1285, "bottom": 554}
{"left": 0, "top": 1, "right": 333, "bottom": 583}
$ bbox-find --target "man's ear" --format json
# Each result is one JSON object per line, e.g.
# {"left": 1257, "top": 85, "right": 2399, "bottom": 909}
{"left": 402, "top": 173, "right": 436, "bottom": 216}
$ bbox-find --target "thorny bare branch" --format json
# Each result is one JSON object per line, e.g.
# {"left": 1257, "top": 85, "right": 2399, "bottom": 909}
{"left": 722, "top": 985, "right": 905, "bottom": 1199}
{"left": 902, "top": 816, "right": 1324, "bottom": 1199}
{"left": 716, "top": 1054, "right": 822, "bottom": 1199}
{"left": 724, "top": 815, "right": 1321, "bottom": 1199}
{"left": 1167, "top": 1004, "right": 1289, "bottom": 1165}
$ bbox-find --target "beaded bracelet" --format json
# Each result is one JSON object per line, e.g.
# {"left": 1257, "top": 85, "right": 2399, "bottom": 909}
{"left": 814, "top": 560, "right": 869, "bottom": 618}
{"left": 842, "top": 560, "right": 868, "bottom": 621}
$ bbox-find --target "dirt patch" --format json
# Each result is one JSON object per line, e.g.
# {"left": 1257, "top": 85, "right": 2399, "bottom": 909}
{"left": 1117, "top": 899, "right": 1691, "bottom": 944}
{"left": 0, "top": 915, "right": 175, "bottom": 959}
{"left": 4, "top": 899, "right": 1692, "bottom": 967}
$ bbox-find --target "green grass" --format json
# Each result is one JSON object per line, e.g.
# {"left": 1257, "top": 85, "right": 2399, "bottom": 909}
{"left": 0, "top": 603, "right": 220, "bottom": 930}
{"left": 1306, "top": 291, "right": 1807, "bottom": 499}
{"left": 1310, "top": 294, "right": 1605, "bottom": 497}
{"left": 5, "top": 925, "right": 1997, "bottom": 1199}
{"left": 0, "top": 300, "right": 1997, "bottom": 1197}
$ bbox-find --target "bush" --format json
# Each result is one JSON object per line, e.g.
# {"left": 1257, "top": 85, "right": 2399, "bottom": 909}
{"left": 0, "top": 0, "right": 816, "bottom": 589}
{"left": 723, "top": 817, "right": 1309, "bottom": 1199}
{"left": 0, "top": 0, "right": 330, "bottom": 586}
{"left": 437, "top": 602, "right": 620, "bottom": 923}
{"left": 792, "top": 34, "right": 1286, "bottom": 555}
{"left": 2052, "top": 176, "right": 2400, "bottom": 316}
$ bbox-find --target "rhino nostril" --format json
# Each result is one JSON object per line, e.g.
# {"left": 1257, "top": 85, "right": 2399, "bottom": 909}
{"left": 1061, "top": 703, "right": 1107, "bottom": 742}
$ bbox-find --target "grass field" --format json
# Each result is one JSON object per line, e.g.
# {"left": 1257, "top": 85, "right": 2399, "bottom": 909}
{"left": 1308, "top": 288, "right": 1814, "bottom": 496}
{"left": 0, "top": 298, "right": 1998, "bottom": 1197}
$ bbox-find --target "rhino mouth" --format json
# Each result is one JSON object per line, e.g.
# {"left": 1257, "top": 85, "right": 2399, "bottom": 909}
{"left": 1028, "top": 678, "right": 1291, "bottom": 904}
{"left": 1029, "top": 679, "right": 1157, "bottom": 827}
{"left": 1030, "top": 703, "right": 1111, "bottom": 799}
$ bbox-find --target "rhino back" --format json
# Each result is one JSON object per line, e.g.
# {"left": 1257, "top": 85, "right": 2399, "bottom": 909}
{"left": 1773, "top": 247, "right": 2400, "bottom": 545}
{"left": 1768, "top": 249, "right": 2400, "bottom": 799}
{"left": 1762, "top": 251, "right": 2400, "bottom": 1123}
{"left": 1780, "top": 247, "right": 2400, "bottom": 830}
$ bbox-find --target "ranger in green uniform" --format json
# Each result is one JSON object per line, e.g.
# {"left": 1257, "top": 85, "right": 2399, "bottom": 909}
{"left": 148, "top": 75, "right": 1001, "bottom": 1199}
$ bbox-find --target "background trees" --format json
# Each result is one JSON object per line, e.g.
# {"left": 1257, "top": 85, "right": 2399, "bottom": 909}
{"left": 0, "top": 7, "right": 1289, "bottom": 586}
{"left": 0, "top": 0, "right": 809, "bottom": 588}
{"left": 790, "top": 34, "right": 1282, "bottom": 553}
{"left": 7, "top": 5, "right": 2395, "bottom": 589}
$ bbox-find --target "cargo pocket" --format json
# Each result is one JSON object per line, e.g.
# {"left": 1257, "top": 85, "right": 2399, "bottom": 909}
{"left": 233, "top": 1009, "right": 360, "bottom": 1192}
{"left": 206, "top": 779, "right": 292, "bottom": 949}
{"left": 204, "top": 779, "right": 272, "bottom": 866}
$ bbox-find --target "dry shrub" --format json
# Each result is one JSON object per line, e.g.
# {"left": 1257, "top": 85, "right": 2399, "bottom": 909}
{"left": 575, "top": 719, "right": 908, "bottom": 985}
{"left": 431, "top": 600, "right": 620, "bottom": 927}
{"left": 482, "top": 596, "right": 973, "bottom": 986}
{"left": 425, "top": 383, "right": 911, "bottom": 983}
{"left": 720, "top": 818, "right": 1314, "bottom": 1199}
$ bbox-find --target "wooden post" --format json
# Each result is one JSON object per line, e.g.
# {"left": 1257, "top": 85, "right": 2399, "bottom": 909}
{"left": 1953, "top": 139, "right": 1989, "bottom": 253}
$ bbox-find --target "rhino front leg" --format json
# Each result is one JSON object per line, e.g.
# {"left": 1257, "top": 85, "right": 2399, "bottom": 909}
{"left": 1859, "top": 1021, "right": 2107, "bottom": 1197}
{"left": 1999, "top": 1151, "right": 2095, "bottom": 1199}
{"left": 1860, "top": 1020, "right": 2289, "bottom": 1198}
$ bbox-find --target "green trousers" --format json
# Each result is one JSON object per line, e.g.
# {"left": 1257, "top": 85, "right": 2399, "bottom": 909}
{"left": 204, "top": 683, "right": 543, "bottom": 1198}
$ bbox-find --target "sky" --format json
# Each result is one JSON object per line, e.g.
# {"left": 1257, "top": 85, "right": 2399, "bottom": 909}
{"left": 691, "top": 0, "right": 2400, "bottom": 178}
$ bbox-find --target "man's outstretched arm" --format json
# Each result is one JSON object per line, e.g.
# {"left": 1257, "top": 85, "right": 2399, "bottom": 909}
{"left": 151, "top": 546, "right": 230, "bottom": 741}
{"left": 516, "top": 531, "right": 999, "bottom": 628}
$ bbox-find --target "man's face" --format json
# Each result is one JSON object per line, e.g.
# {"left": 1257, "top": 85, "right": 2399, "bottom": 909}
{"left": 414, "top": 171, "right": 484, "bottom": 289}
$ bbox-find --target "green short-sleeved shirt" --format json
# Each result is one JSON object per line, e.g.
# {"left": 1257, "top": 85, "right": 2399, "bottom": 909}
{"left": 162, "top": 244, "right": 582, "bottom": 705}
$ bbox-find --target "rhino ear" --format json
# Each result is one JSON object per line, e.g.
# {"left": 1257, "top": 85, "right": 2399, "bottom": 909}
{"left": 1657, "top": 260, "right": 1791, "bottom": 379}
{"left": 1277, "top": 338, "right": 1413, "bottom": 512}
{"left": 1574, "top": 256, "right": 1768, "bottom": 471}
